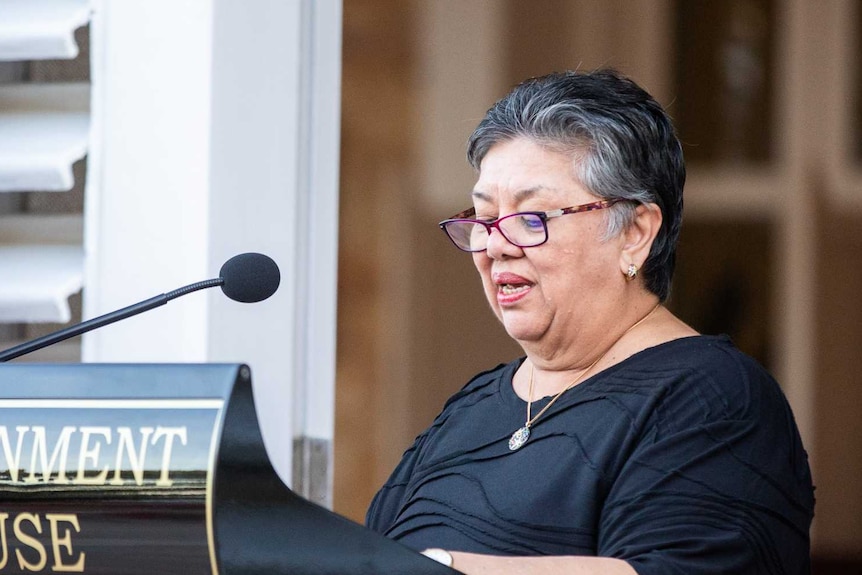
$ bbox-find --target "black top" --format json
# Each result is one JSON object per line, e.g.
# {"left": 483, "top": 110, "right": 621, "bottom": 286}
{"left": 366, "top": 335, "right": 814, "bottom": 575}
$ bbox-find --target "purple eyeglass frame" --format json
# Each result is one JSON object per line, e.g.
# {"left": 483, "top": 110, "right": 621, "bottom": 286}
{"left": 438, "top": 198, "right": 623, "bottom": 252}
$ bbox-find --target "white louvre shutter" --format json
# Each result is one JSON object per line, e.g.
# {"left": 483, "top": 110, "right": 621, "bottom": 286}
{"left": 0, "top": 0, "right": 91, "bottom": 360}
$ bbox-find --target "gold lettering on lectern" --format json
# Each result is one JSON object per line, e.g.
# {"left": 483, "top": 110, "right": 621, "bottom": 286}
{"left": 13, "top": 512, "right": 46, "bottom": 571}
{"left": 0, "top": 425, "right": 188, "bottom": 487}
{"left": 47, "top": 514, "right": 84, "bottom": 573}
{"left": 0, "top": 425, "right": 192, "bottom": 571}
{"left": 0, "top": 399, "right": 218, "bottom": 573}
{"left": 0, "top": 512, "right": 85, "bottom": 573}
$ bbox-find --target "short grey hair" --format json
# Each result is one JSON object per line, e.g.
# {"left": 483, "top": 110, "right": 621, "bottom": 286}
{"left": 466, "top": 69, "right": 685, "bottom": 302}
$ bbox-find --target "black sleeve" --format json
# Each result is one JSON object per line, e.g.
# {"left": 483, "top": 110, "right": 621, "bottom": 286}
{"left": 597, "top": 354, "right": 814, "bottom": 575}
{"left": 366, "top": 428, "right": 429, "bottom": 534}
{"left": 366, "top": 362, "right": 513, "bottom": 535}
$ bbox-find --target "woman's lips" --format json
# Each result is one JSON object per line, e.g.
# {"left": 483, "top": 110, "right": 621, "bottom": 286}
{"left": 493, "top": 272, "right": 533, "bottom": 305}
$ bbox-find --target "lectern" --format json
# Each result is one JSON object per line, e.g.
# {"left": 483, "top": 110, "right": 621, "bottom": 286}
{"left": 0, "top": 364, "right": 457, "bottom": 574}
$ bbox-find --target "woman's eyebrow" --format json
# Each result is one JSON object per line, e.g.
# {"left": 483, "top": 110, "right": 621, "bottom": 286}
{"left": 514, "top": 187, "right": 544, "bottom": 201}
{"left": 470, "top": 186, "right": 546, "bottom": 203}
{"left": 470, "top": 189, "right": 490, "bottom": 202}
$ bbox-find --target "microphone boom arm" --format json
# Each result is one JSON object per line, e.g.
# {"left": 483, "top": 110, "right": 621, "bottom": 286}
{"left": 0, "top": 278, "right": 224, "bottom": 363}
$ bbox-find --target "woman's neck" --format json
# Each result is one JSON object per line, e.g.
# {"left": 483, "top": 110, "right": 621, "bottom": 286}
{"left": 513, "top": 300, "right": 695, "bottom": 400}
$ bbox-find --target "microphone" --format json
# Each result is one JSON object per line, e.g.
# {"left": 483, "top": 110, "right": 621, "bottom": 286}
{"left": 0, "top": 252, "right": 280, "bottom": 362}
{"left": 218, "top": 252, "right": 281, "bottom": 303}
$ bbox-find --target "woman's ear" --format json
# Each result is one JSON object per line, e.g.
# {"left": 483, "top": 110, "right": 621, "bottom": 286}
{"left": 619, "top": 203, "right": 662, "bottom": 277}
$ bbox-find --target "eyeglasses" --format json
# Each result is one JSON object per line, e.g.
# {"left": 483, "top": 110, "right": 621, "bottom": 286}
{"left": 438, "top": 199, "right": 623, "bottom": 252}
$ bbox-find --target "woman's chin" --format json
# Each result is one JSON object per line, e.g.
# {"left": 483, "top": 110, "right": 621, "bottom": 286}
{"left": 500, "top": 316, "right": 545, "bottom": 343}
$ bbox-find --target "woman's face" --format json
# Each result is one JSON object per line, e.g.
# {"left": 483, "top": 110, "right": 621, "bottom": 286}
{"left": 471, "top": 138, "right": 626, "bottom": 350}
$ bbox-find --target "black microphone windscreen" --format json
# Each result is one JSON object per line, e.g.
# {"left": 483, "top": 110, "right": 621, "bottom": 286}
{"left": 219, "top": 253, "right": 281, "bottom": 303}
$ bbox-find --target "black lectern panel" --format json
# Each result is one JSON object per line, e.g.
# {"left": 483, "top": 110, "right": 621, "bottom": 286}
{"left": 0, "top": 364, "right": 457, "bottom": 574}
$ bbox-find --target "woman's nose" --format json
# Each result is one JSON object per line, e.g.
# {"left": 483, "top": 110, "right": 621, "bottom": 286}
{"left": 484, "top": 227, "right": 523, "bottom": 260}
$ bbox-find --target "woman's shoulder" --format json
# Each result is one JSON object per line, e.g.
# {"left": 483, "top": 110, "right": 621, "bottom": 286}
{"left": 625, "top": 334, "right": 763, "bottom": 376}
{"left": 438, "top": 357, "right": 522, "bottom": 411}
{"left": 610, "top": 334, "right": 789, "bottom": 422}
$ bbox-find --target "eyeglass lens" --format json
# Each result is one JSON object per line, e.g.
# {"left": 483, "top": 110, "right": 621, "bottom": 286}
{"left": 446, "top": 213, "right": 547, "bottom": 251}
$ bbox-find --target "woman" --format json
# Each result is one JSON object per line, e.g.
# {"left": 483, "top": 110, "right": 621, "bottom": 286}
{"left": 366, "top": 70, "right": 814, "bottom": 574}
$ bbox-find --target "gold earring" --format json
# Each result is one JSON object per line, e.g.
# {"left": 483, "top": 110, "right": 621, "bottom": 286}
{"left": 625, "top": 264, "right": 638, "bottom": 281}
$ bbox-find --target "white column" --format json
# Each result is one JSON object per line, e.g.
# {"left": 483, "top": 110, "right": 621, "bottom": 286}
{"left": 83, "top": 0, "right": 341, "bottom": 501}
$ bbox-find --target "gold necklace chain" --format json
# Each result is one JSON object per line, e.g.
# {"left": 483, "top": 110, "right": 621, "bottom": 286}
{"left": 508, "top": 303, "right": 661, "bottom": 451}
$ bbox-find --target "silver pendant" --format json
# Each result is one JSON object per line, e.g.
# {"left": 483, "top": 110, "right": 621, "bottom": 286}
{"left": 508, "top": 426, "right": 530, "bottom": 450}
